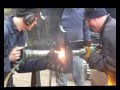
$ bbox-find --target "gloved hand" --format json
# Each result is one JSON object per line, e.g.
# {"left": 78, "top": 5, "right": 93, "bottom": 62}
{"left": 83, "top": 46, "right": 96, "bottom": 61}
{"left": 79, "top": 41, "right": 91, "bottom": 58}
{"left": 83, "top": 41, "right": 92, "bottom": 60}
{"left": 83, "top": 46, "right": 91, "bottom": 61}
{"left": 96, "top": 45, "right": 102, "bottom": 53}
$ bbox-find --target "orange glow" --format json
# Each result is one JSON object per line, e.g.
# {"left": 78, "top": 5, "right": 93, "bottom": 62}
{"left": 107, "top": 72, "right": 116, "bottom": 86}
{"left": 107, "top": 75, "right": 116, "bottom": 86}
{"left": 55, "top": 48, "right": 65, "bottom": 63}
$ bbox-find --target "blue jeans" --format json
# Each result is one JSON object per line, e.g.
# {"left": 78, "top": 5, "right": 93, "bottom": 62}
{"left": 56, "top": 56, "right": 85, "bottom": 86}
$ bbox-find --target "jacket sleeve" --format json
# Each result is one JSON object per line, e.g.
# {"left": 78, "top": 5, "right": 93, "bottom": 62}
{"left": 87, "top": 52, "right": 106, "bottom": 72}
{"left": 88, "top": 36, "right": 115, "bottom": 73}
{"left": 83, "top": 20, "right": 91, "bottom": 47}
{"left": 83, "top": 20, "right": 91, "bottom": 42}
{"left": 4, "top": 21, "right": 12, "bottom": 73}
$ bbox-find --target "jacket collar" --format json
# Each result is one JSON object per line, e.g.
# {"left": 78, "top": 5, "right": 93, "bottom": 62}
{"left": 99, "top": 14, "right": 111, "bottom": 35}
{"left": 6, "top": 16, "right": 19, "bottom": 34}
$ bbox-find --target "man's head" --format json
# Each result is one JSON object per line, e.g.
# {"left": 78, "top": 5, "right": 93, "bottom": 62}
{"left": 14, "top": 8, "right": 40, "bottom": 31}
{"left": 85, "top": 8, "right": 108, "bottom": 32}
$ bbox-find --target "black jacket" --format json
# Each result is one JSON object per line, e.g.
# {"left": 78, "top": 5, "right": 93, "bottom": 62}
{"left": 88, "top": 15, "right": 116, "bottom": 75}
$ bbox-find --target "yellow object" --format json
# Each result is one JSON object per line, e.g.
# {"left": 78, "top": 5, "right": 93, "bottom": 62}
{"left": 4, "top": 68, "right": 15, "bottom": 87}
{"left": 107, "top": 72, "right": 116, "bottom": 86}
{"left": 84, "top": 46, "right": 91, "bottom": 61}
{"left": 4, "top": 72, "right": 12, "bottom": 87}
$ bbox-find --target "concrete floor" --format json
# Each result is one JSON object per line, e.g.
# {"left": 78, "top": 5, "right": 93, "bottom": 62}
{"left": 13, "top": 70, "right": 91, "bottom": 87}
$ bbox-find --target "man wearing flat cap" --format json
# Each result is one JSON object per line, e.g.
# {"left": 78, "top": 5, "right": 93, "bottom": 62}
{"left": 84, "top": 8, "right": 116, "bottom": 85}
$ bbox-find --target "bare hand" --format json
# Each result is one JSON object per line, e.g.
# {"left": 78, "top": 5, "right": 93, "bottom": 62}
{"left": 9, "top": 46, "right": 24, "bottom": 62}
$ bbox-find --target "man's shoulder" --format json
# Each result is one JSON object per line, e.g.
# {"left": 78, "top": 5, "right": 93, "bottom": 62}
{"left": 4, "top": 16, "right": 14, "bottom": 33}
{"left": 107, "top": 16, "right": 116, "bottom": 27}
{"left": 4, "top": 16, "right": 12, "bottom": 28}
{"left": 4, "top": 16, "right": 12, "bottom": 23}
{"left": 104, "top": 16, "right": 116, "bottom": 34}
{"left": 4, "top": 16, "right": 13, "bottom": 37}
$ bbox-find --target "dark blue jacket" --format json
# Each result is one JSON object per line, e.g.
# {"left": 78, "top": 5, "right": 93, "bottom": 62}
{"left": 61, "top": 8, "right": 91, "bottom": 42}
{"left": 4, "top": 16, "right": 26, "bottom": 74}
{"left": 4, "top": 16, "right": 47, "bottom": 87}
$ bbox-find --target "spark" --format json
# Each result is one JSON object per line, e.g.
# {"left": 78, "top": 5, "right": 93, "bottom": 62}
{"left": 55, "top": 48, "right": 65, "bottom": 63}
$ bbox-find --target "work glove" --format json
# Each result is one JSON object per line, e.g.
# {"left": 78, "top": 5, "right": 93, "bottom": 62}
{"left": 83, "top": 46, "right": 96, "bottom": 61}
{"left": 96, "top": 44, "right": 102, "bottom": 53}
{"left": 79, "top": 41, "right": 91, "bottom": 58}
{"left": 83, "top": 46, "right": 91, "bottom": 61}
